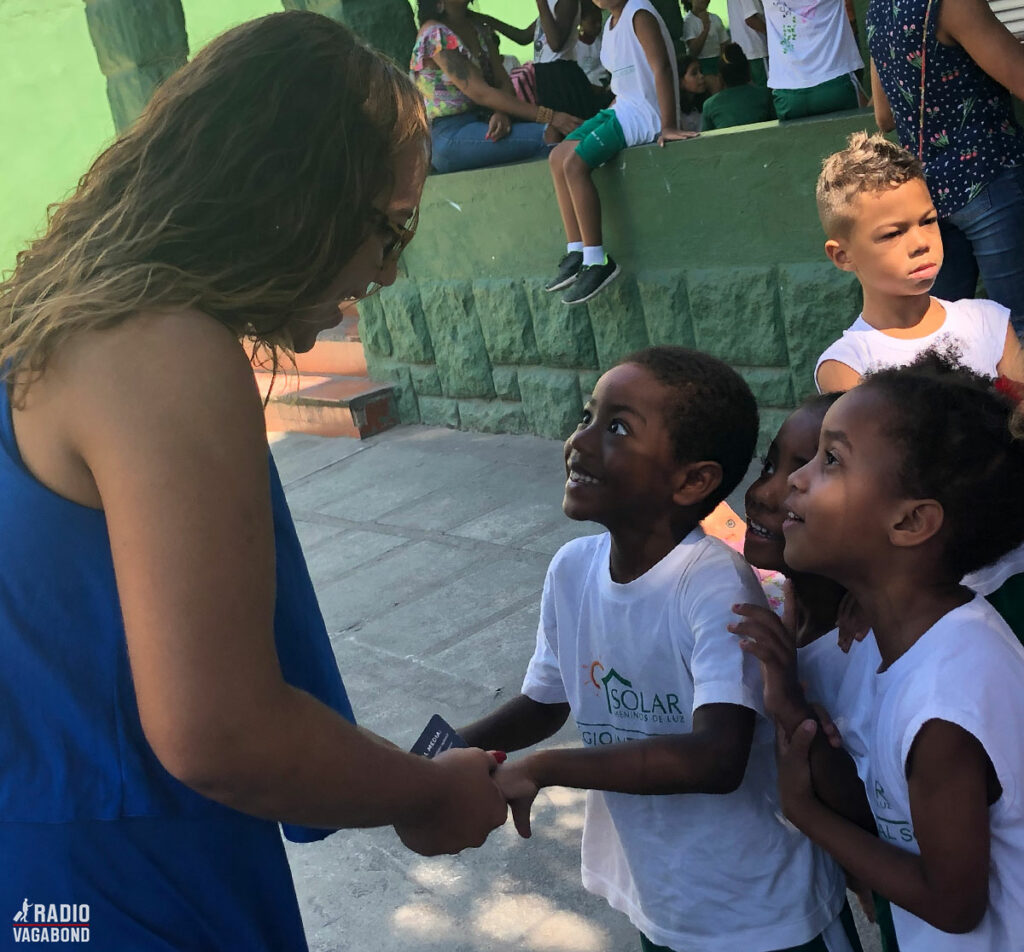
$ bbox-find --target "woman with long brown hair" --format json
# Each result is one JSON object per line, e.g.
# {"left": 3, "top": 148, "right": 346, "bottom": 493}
{"left": 0, "top": 12, "right": 506, "bottom": 948}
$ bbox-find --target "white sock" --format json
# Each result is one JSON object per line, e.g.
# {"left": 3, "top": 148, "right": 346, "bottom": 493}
{"left": 582, "top": 245, "right": 605, "bottom": 267}
{"left": 567, "top": 241, "right": 584, "bottom": 253}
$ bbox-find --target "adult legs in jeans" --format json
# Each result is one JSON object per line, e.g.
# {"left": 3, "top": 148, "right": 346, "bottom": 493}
{"left": 931, "top": 166, "right": 1024, "bottom": 337}
{"left": 430, "top": 113, "right": 552, "bottom": 174}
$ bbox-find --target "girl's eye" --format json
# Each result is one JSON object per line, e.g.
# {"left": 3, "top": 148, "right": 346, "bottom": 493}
{"left": 608, "top": 419, "right": 628, "bottom": 436}
{"left": 579, "top": 409, "right": 592, "bottom": 427}
{"left": 758, "top": 455, "right": 776, "bottom": 478}
{"left": 824, "top": 449, "right": 839, "bottom": 466}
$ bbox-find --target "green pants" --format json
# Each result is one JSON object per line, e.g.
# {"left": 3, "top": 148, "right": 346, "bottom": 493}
{"left": 771, "top": 72, "right": 859, "bottom": 121}
{"left": 639, "top": 898, "right": 864, "bottom": 951}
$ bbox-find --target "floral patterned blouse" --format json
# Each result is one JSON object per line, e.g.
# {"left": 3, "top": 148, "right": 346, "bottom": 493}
{"left": 410, "top": 20, "right": 497, "bottom": 122}
{"left": 867, "top": 0, "right": 1024, "bottom": 217}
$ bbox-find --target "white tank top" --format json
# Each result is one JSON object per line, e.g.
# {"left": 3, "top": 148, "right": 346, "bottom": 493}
{"left": 602, "top": 0, "right": 679, "bottom": 146}
{"left": 533, "top": 0, "right": 580, "bottom": 63}
{"left": 763, "top": 0, "right": 862, "bottom": 90}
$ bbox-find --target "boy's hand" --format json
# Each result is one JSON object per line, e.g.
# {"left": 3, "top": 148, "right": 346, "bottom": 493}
{"left": 776, "top": 719, "right": 818, "bottom": 823}
{"left": 551, "top": 111, "right": 583, "bottom": 135}
{"left": 494, "top": 757, "right": 541, "bottom": 839}
{"left": 729, "top": 601, "right": 810, "bottom": 736}
{"left": 657, "top": 128, "right": 699, "bottom": 146}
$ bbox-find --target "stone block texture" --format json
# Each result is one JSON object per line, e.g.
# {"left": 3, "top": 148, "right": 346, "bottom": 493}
{"left": 525, "top": 285, "right": 599, "bottom": 370}
{"left": 420, "top": 282, "right": 495, "bottom": 399}
{"left": 417, "top": 395, "right": 460, "bottom": 429}
{"left": 583, "top": 275, "right": 650, "bottom": 370}
{"left": 518, "top": 369, "right": 582, "bottom": 441}
{"left": 457, "top": 399, "right": 529, "bottom": 435}
{"left": 474, "top": 279, "right": 541, "bottom": 366}
{"left": 380, "top": 284, "right": 433, "bottom": 364}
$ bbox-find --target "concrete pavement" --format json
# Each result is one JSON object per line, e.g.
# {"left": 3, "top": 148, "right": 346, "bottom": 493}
{"left": 270, "top": 424, "right": 880, "bottom": 952}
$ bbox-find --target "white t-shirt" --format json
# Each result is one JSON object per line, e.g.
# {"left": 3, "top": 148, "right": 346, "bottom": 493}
{"left": 602, "top": 0, "right": 679, "bottom": 146}
{"left": 866, "top": 597, "right": 1024, "bottom": 951}
{"left": 727, "top": 0, "right": 769, "bottom": 61}
{"left": 577, "top": 34, "right": 610, "bottom": 83}
{"left": 798, "top": 630, "right": 881, "bottom": 786}
{"left": 522, "top": 530, "right": 846, "bottom": 952}
{"left": 683, "top": 11, "right": 730, "bottom": 59}
{"left": 534, "top": 0, "right": 580, "bottom": 63}
{"left": 763, "top": 0, "right": 861, "bottom": 90}
{"left": 814, "top": 297, "right": 1010, "bottom": 391}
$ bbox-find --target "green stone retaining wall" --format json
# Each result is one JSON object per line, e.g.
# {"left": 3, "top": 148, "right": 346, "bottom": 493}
{"left": 363, "top": 111, "right": 875, "bottom": 448}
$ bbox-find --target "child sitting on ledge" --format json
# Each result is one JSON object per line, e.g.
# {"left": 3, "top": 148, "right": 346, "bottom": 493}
{"left": 544, "top": 0, "right": 694, "bottom": 306}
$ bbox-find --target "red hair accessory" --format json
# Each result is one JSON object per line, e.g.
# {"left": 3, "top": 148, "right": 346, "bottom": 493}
{"left": 995, "top": 375, "right": 1024, "bottom": 405}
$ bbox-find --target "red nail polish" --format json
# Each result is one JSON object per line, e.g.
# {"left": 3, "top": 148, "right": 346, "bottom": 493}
{"left": 490, "top": 750, "right": 507, "bottom": 764}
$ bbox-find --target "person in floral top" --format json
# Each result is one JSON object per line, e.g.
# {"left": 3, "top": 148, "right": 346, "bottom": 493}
{"left": 868, "top": 0, "right": 1024, "bottom": 336}
{"left": 411, "top": 0, "right": 582, "bottom": 173}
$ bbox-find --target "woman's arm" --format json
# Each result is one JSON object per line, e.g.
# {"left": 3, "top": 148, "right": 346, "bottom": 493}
{"left": 870, "top": 58, "right": 895, "bottom": 133}
{"left": 430, "top": 44, "right": 581, "bottom": 132}
{"left": 495, "top": 703, "right": 754, "bottom": 836}
{"left": 534, "top": 0, "right": 580, "bottom": 54}
{"left": 779, "top": 718, "right": 993, "bottom": 934}
{"left": 938, "top": 0, "right": 1024, "bottom": 99}
{"left": 57, "top": 311, "right": 507, "bottom": 854}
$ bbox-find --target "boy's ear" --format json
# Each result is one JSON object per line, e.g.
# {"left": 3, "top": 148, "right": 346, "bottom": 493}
{"left": 673, "top": 461, "right": 723, "bottom": 508}
{"left": 889, "top": 498, "right": 944, "bottom": 549}
{"left": 824, "top": 238, "right": 854, "bottom": 272}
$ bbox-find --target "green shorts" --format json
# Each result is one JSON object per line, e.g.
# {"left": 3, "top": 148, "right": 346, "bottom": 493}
{"left": 699, "top": 55, "right": 720, "bottom": 75}
{"left": 750, "top": 56, "right": 768, "bottom": 87}
{"left": 772, "top": 72, "right": 859, "bottom": 120}
{"left": 566, "top": 107, "right": 627, "bottom": 169}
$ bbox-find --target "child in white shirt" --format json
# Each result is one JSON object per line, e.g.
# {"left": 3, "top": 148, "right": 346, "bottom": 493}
{"left": 682, "top": 0, "right": 730, "bottom": 92}
{"left": 814, "top": 133, "right": 1024, "bottom": 394}
{"left": 737, "top": 352, "right": 1024, "bottom": 951}
{"left": 544, "top": 0, "right": 691, "bottom": 306}
{"left": 462, "top": 346, "right": 857, "bottom": 952}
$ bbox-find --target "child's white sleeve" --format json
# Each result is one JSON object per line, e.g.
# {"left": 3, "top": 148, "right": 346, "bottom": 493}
{"left": 522, "top": 570, "right": 569, "bottom": 705}
{"left": 684, "top": 551, "right": 767, "bottom": 716}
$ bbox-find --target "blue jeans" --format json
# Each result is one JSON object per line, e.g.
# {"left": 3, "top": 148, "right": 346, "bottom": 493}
{"left": 430, "top": 112, "right": 552, "bottom": 174}
{"left": 932, "top": 165, "right": 1024, "bottom": 337}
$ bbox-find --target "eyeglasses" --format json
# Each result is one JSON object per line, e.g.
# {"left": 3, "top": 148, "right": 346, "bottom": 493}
{"left": 356, "top": 206, "right": 420, "bottom": 302}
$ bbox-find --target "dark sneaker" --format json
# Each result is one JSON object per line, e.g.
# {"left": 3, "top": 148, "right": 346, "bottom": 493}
{"left": 544, "top": 251, "right": 584, "bottom": 292}
{"left": 562, "top": 256, "right": 620, "bottom": 305}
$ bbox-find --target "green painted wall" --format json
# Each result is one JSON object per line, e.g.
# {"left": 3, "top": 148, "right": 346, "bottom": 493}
{"left": 362, "top": 111, "right": 874, "bottom": 447}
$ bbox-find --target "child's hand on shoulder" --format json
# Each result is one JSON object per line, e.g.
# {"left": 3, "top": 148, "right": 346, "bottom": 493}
{"left": 494, "top": 756, "right": 541, "bottom": 839}
{"left": 658, "top": 128, "right": 699, "bottom": 147}
{"left": 728, "top": 598, "right": 810, "bottom": 735}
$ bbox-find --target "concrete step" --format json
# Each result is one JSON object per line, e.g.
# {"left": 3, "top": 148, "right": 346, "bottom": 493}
{"left": 255, "top": 369, "right": 398, "bottom": 439}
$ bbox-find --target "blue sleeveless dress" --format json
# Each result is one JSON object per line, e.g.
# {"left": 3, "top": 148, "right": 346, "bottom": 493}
{"left": 0, "top": 381, "right": 355, "bottom": 949}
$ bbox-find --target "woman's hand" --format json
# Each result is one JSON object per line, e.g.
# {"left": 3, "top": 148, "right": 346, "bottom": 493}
{"left": 493, "top": 757, "right": 541, "bottom": 839}
{"left": 486, "top": 111, "right": 512, "bottom": 141}
{"left": 836, "top": 591, "right": 869, "bottom": 653}
{"left": 394, "top": 748, "right": 508, "bottom": 855}
{"left": 550, "top": 111, "right": 583, "bottom": 135}
{"left": 729, "top": 601, "right": 810, "bottom": 736}
{"left": 658, "top": 128, "right": 699, "bottom": 146}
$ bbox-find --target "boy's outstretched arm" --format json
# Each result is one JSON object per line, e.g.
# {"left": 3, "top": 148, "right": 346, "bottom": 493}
{"left": 997, "top": 322, "right": 1024, "bottom": 383}
{"left": 459, "top": 694, "right": 571, "bottom": 754}
{"left": 495, "top": 703, "right": 754, "bottom": 836}
{"left": 632, "top": 10, "right": 696, "bottom": 145}
{"left": 778, "top": 718, "right": 994, "bottom": 934}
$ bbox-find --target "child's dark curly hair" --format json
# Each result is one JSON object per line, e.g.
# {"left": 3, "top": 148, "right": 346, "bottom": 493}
{"left": 861, "top": 349, "right": 1024, "bottom": 579}
{"left": 620, "top": 346, "right": 759, "bottom": 519}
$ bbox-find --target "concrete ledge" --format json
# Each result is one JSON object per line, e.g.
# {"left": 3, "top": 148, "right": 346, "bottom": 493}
{"left": 369, "top": 110, "right": 874, "bottom": 445}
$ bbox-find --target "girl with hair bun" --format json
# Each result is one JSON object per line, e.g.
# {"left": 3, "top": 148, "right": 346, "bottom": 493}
{"left": 701, "top": 42, "right": 775, "bottom": 130}
{"left": 0, "top": 12, "right": 507, "bottom": 948}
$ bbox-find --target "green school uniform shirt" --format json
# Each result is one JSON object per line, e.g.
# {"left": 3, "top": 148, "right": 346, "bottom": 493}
{"left": 701, "top": 83, "right": 775, "bottom": 130}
